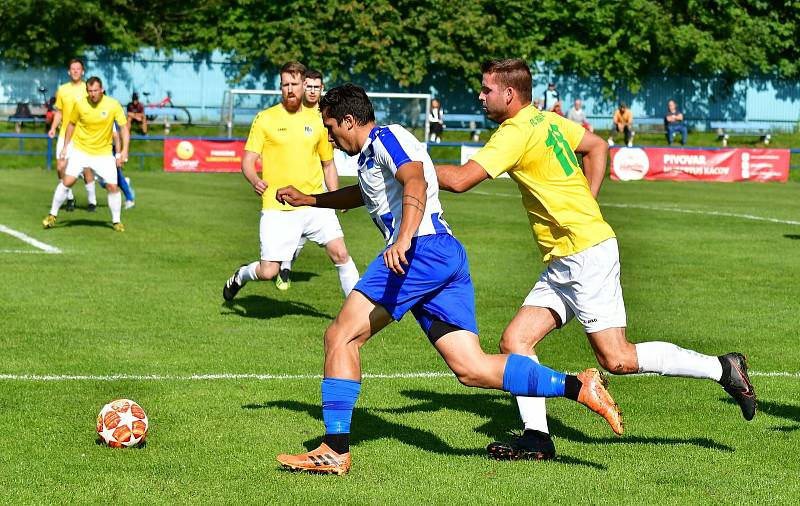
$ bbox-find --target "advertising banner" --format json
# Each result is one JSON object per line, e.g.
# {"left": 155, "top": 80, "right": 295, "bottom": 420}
{"left": 610, "top": 147, "right": 789, "bottom": 183}
{"left": 164, "top": 139, "right": 249, "bottom": 172}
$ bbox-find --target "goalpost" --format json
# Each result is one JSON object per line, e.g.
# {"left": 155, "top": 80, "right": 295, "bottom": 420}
{"left": 221, "top": 89, "right": 432, "bottom": 142}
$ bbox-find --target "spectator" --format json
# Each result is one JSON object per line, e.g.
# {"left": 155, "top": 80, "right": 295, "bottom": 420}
{"left": 567, "top": 98, "right": 594, "bottom": 132}
{"left": 541, "top": 82, "right": 560, "bottom": 112}
{"left": 532, "top": 97, "right": 541, "bottom": 110}
{"left": 126, "top": 93, "right": 148, "bottom": 134}
{"left": 609, "top": 101, "right": 634, "bottom": 147}
{"left": 552, "top": 100, "right": 564, "bottom": 117}
{"left": 45, "top": 96, "right": 56, "bottom": 131}
{"left": 428, "top": 98, "right": 444, "bottom": 143}
{"left": 664, "top": 99, "right": 687, "bottom": 145}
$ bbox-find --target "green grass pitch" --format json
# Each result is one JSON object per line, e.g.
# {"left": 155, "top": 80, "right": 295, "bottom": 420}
{"left": 0, "top": 167, "right": 799, "bottom": 504}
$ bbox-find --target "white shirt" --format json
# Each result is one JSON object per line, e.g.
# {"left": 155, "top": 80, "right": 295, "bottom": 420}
{"left": 357, "top": 124, "right": 451, "bottom": 245}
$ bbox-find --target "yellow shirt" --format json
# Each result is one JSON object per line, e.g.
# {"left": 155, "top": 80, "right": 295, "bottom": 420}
{"left": 55, "top": 82, "right": 88, "bottom": 140}
{"left": 471, "top": 107, "right": 615, "bottom": 262}
{"left": 613, "top": 108, "right": 633, "bottom": 125}
{"left": 245, "top": 104, "right": 333, "bottom": 211}
{"left": 68, "top": 95, "right": 127, "bottom": 156}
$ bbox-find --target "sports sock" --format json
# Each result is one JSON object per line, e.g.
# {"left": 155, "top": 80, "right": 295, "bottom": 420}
{"left": 117, "top": 169, "right": 134, "bottom": 202}
{"left": 49, "top": 182, "right": 70, "bottom": 216}
{"left": 335, "top": 257, "right": 359, "bottom": 296}
{"left": 107, "top": 191, "right": 121, "bottom": 223}
{"left": 321, "top": 377, "right": 361, "bottom": 454}
{"left": 280, "top": 260, "right": 293, "bottom": 271}
{"left": 66, "top": 186, "right": 74, "bottom": 201}
{"left": 86, "top": 180, "right": 97, "bottom": 205}
{"left": 502, "top": 354, "right": 566, "bottom": 398}
{"left": 635, "top": 341, "right": 722, "bottom": 381}
{"left": 237, "top": 261, "right": 260, "bottom": 284}
{"left": 515, "top": 355, "right": 550, "bottom": 433}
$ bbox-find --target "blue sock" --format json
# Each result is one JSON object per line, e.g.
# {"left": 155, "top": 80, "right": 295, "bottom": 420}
{"left": 321, "top": 377, "right": 361, "bottom": 435}
{"left": 117, "top": 168, "right": 134, "bottom": 201}
{"left": 502, "top": 354, "right": 566, "bottom": 397}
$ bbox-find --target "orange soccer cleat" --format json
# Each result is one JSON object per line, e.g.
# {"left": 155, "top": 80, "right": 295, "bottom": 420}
{"left": 277, "top": 443, "right": 351, "bottom": 475}
{"left": 577, "top": 368, "right": 624, "bottom": 435}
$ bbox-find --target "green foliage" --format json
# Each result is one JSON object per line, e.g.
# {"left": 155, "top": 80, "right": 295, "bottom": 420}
{"left": 1, "top": 0, "right": 798, "bottom": 92}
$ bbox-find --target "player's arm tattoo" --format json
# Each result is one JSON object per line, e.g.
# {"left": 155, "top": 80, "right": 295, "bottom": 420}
{"left": 402, "top": 194, "right": 424, "bottom": 213}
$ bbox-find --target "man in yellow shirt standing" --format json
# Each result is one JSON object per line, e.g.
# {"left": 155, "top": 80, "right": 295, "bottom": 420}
{"left": 47, "top": 58, "right": 97, "bottom": 212}
{"left": 42, "top": 76, "right": 129, "bottom": 232}
{"left": 222, "top": 61, "right": 359, "bottom": 300}
{"left": 436, "top": 58, "right": 756, "bottom": 461}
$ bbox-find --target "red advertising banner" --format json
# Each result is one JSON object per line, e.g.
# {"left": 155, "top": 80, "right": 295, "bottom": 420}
{"left": 610, "top": 147, "right": 789, "bottom": 183}
{"left": 164, "top": 139, "right": 256, "bottom": 172}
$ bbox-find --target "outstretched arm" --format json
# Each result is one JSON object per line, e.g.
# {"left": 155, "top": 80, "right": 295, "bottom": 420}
{"left": 435, "top": 160, "right": 490, "bottom": 193}
{"left": 276, "top": 184, "right": 364, "bottom": 210}
{"left": 574, "top": 130, "right": 609, "bottom": 198}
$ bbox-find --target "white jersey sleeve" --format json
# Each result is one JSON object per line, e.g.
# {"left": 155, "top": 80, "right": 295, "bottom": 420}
{"left": 357, "top": 124, "right": 452, "bottom": 245}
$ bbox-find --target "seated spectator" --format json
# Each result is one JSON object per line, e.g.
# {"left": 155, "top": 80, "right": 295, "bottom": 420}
{"left": 664, "top": 99, "right": 687, "bottom": 145}
{"left": 552, "top": 100, "right": 564, "bottom": 117}
{"left": 126, "top": 93, "right": 148, "bottom": 134}
{"left": 428, "top": 98, "right": 444, "bottom": 143}
{"left": 609, "top": 102, "right": 634, "bottom": 147}
{"left": 567, "top": 99, "right": 594, "bottom": 132}
{"left": 533, "top": 97, "right": 542, "bottom": 110}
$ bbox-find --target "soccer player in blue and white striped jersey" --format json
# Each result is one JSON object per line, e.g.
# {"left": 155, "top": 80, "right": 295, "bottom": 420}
{"left": 272, "top": 84, "right": 623, "bottom": 475}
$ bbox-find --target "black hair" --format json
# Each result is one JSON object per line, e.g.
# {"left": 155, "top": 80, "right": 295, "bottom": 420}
{"left": 319, "top": 83, "right": 375, "bottom": 126}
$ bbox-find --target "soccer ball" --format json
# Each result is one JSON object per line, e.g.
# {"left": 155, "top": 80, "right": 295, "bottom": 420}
{"left": 96, "top": 399, "right": 149, "bottom": 448}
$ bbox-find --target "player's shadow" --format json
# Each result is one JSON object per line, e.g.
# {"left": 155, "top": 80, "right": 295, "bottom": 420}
{"left": 222, "top": 294, "right": 333, "bottom": 320}
{"left": 383, "top": 390, "right": 734, "bottom": 453}
{"left": 726, "top": 398, "right": 800, "bottom": 432}
{"left": 245, "top": 395, "right": 605, "bottom": 469}
{"left": 280, "top": 270, "right": 319, "bottom": 284}
{"left": 62, "top": 219, "right": 116, "bottom": 230}
{"left": 783, "top": 234, "right": 800, "bottom": 240}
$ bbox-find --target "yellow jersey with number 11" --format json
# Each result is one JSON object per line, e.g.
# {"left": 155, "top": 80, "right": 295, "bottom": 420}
{"left": 470, "top": 107, "right": 615, "bottom": 263}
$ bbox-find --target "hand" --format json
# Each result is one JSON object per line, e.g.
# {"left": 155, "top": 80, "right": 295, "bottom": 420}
{"left": 275, "top": 185, "right": 312, "bottom": 207}
{"left": 59, "top": 149, "right": 67, "bottom": 160}
{"left": 251, "top": 179, "right": 268, "bottom": 196}
{"left": 383, "top": 236, "right": 412, "bottom": 275}
{"left": 48, "top": 128, "right": 56, "bottom": 139}
{"left": 115, "top": 156, "right": 123, "bottom": 168}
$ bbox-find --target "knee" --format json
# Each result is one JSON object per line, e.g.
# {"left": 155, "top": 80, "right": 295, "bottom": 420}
{"left": 498, "top": 331, "right": 536, "bottom": 355}
{"left": 323, "top": 324, "right": 358, "bottom": 355}
{"left": 327, "top": 244, "right": 350, "bottom": 265}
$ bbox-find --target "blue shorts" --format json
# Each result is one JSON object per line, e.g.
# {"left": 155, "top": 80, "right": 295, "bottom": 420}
{"left": 354, "top": 233, "right": 478, "bottom": 336}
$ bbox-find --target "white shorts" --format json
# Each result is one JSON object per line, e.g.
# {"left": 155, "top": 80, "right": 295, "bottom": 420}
{"left": 259, "top": 207, "right": 343, "bottom": 262}
{"left": 523, "top": 238, "right": 626, "bottom": 333}
{"left": 65, "top": 147, "right": 117, "bottom": 184}
{"left": 56, "top": 136, "right": 74, "bottom": 160}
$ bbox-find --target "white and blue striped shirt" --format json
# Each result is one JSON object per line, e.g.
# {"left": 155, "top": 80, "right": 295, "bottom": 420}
{"left": 357, "top": 124, "right": 451, "bottom": 245}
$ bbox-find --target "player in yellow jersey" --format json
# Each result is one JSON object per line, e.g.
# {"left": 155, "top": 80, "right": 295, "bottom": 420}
{"left": 42, "top": 76, "right": 130, "bottom": 232}
{"left": 436, "top": 59, "right": 756, "bottom": 461}
{"left": 274, "top": 68, "right": 328, "bottom": 290}
{"left": 222, "top": 61, "right": 359, "bottom": 300}
{"left": 47, "top": 58, "right": 97, "bottom": 212}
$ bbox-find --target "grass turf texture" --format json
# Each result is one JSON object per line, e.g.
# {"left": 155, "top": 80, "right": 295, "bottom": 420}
{"left": 1, "top": 168, "right": 799, "bottom": 503}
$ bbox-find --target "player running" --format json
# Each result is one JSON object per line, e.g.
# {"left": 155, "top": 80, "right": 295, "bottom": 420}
{"left": 222, "top": 62, "right": 358, "bottom": 299}
{"left": 273, "top": 83, "right": 623, "bottom": 476}
{"left": 436, "top": 58, "right": 756, "bottom": 462}
{"left": 42, "top": 76, "right": 130, "bottom": 232}
{"left": 47, "top": 58, "right": 97, "bottom": 212}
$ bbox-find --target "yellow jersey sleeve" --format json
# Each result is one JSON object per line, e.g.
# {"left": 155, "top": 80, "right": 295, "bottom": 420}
{"left": 316, "top": 132, "right": 334, "bottom": 163}
{"left": 114, "top": 102, "right": 127, "bottom": 127}
{"left": 244, "top": 111, "right": 267, "bottom": 154}
{"left": 470, "top": 122, "right": 525, "bottom": 179}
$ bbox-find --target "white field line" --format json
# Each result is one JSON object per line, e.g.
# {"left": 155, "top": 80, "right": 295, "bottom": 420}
{"left": 0, "top": 224, "right": 62, "bottom": 254}
{"left": 469, "top": 190, "right": 800, "bottom": 226}
{"left": 0, "top": 370, "right": 797, "bottom": 382}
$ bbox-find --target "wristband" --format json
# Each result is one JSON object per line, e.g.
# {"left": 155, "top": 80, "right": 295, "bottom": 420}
{"left": 114, "top": 153, "right": 121, "bottom": 159}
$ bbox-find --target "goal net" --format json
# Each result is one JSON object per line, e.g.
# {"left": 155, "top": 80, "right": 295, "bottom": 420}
{"left": 221, "top": 89, "right": 432, "bottom": 142}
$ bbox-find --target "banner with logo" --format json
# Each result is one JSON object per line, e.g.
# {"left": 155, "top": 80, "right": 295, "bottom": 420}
{"left": 164, "top": 139, "right": 249, "bottom": 172}
{"left": 610, "top": 147, "right": 789, "bottom": 183}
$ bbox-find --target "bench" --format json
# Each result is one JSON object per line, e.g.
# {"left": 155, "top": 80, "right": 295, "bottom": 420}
{"left": 710, "top": 121, "right": 771, "bottom": 146}
{"left": 6, "top": 116, "right": 47, "bottom": 133}
{"left": 635, "top": 117, "right": 667, "bottom": 134}
{"left": 143, "top": 106, "right": 192, "bottom": 134}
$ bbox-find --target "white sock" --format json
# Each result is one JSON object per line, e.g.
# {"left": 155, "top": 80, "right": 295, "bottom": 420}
{"left": 66, "top": 185, "right": 74, "bottom": 200}
{"left": 108, "top": 191, "right": 122, "bottom": 223}
{"left": 515, "top": 355, "right": 549, "bottom": 433}
{"left": 635, "top": 341, "right": 722, "bottom": 381}
{"left": 237, "top": 261, "right": 261, "bottom": 284}
{"left": 280, "top": 260, "right": 293, "bottom": 271}
{"left": 335, "top": 257, "right": 359, "bottom": 296}
{"left": 50, "top": 182, "right": 70, "bottom": 216}
{"left": 86, "top": 181, "right": 97, "bottom": 205}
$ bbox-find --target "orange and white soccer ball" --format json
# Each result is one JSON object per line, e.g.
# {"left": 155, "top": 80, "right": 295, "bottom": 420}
{"left": 96, "top": 399, "right": 149, "bottom": 448}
